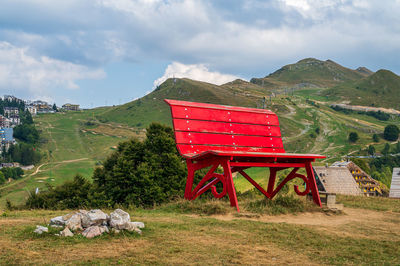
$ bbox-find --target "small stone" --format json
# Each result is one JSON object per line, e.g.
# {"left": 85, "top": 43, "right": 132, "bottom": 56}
{"left": 131, "top": 221, "right": 145, "bottom": 229}
{"left": 109, "top": 209, "right": 131, "bottom": 230}
{"left": 99, "top": 225, "right": 109, "bottom": 234}
{"left": 34, "top": 225, "right": 48, "bottom": 234}
{"left": 50, "top": 224, "right": 63, "bottom": 229}
{"left": 111, "top": 228, "right": 120, "bottom": 234}
{"left": 66, "top": 214, "right": 83, "bottom": 231}
{"left": 125, "top": 222, "right": 142, "bottom": 234}
{"left": 60, "top": 227, "right": 74, "bottom": 237}
{"left": 50, "top": 216, "right": 65, "bottom": 226}
{"left": 82, "top": 226, "right": 103, "bottom": 238}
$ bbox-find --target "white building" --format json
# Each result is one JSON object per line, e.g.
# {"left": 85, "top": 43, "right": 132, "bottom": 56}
{"left": 26, "top": 105, "right": 37, "bottom": 116}
{"left": 4, "top": 107, "right": 19, "bottom": 117}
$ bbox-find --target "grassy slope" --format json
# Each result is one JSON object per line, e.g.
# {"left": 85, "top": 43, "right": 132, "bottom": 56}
{"left": 98, "top": 78, "right": 265, "bottom": 128}
{"left": 0, "top": 109, "right": 143, "bottom": 207}
{"left": 324, "top": 69, "right": 400, "bottom": 109}
{"left": 250, "top": 58, "right": 368, "bottom": 89}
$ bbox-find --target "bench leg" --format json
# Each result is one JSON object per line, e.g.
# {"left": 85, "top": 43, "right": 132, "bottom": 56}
{"left": 222, "top": 160, "right": 239, "bottom": 212}
{"left": 305, "top": 162, "right": 322, "bottom": 207}
{"left": 267, "top": 168, "right": 278, "bottom": 195}
{"left": 185, "top": 159, "right": 195, "bottom": 200}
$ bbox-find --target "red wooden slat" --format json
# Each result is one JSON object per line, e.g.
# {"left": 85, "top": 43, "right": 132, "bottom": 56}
{"left": 173, "top": 118, "right": 281, "bottom": 136}
{"left": 171, "top": 105, "right": 279, "bottom": 125}
{"left": 177, "top": 144, "right": 285, "bottom": 155}
{"left": 175, "top": 132, "right": 283, "bottom": 148}
{"left": 165, "top": 99, "right": 276, "bottom": 115}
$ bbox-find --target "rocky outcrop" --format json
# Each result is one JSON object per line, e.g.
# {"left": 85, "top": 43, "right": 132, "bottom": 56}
{"left": 35, "top": 209, "right": 144, "bottom": 238}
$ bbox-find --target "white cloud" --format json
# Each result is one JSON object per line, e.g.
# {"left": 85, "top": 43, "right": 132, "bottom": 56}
{"left": 0, "top": 41, "right": 105, "bottom": 99}
{"left": 153, "top": 62, "right": 240, "bottom": 88}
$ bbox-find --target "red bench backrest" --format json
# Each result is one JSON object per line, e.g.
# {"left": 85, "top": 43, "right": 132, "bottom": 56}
{"left": 165, "top": 99, "right": 285, "bottom": 156}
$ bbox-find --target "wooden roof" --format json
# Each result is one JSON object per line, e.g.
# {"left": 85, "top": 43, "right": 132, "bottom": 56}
{"left": 314, "top": 166, "right": 362, "bottom": 195}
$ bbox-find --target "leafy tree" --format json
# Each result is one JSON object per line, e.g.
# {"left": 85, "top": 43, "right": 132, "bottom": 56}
{"left": 382, "top": 143, "right": 390, "bottom": 155}
{"left": 368, "top": 145, "right": 376, "bottom": 156}
{"left": 13, "top": 124, "right": 39, "bottom": 144}
{"left": 20, "top": 110, "right": 33, "bottom": 125}
{"left": 91, "top": 123, "right": 188, "bottom": 207}
{"left": 396, "top": 142, "right": 400, "bottom": 154}
{"left": 372, "top": 133, "right": 379, "bottom": 142}
{"left": 0, "top": 167, "right": 24, "bottom": 180}
{"left": 348, "top": 132, "right": 359, "bottom": 143}
{"left": 383, "top": 124, "right": 400, "bottom": 141}
{"left": 52, "top": 103, "right": 57, "bottom": 111}
{"left": 0, "top": 171, "right": 6, "bottom": 185}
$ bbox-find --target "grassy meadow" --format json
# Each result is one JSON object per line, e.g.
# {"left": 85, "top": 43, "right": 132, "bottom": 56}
{"left": 1, "top": 195, "right": 399, "bottom": 265}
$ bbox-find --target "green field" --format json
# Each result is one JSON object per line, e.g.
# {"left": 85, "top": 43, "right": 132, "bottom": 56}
{"left": 1, "top": 195, "right": 399, "bottom": 265}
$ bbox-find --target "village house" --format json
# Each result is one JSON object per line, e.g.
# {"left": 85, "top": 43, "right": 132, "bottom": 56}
{"left": 8, "top": 115, "right": 20, "bottom": 126}
{"left": 4, "top": 107, "right": 19, "bottom": 117}
{"left": 0, "top": 115, "right": 11, "bottom": 128}
{"left": 32, "top": 100, "right": 54, "bottom": 113}
{"left": 62, "top": 103, "right": 80, "bottom": 111}
{"left": 25, "top": 105, "right": 37, "bottom": 116}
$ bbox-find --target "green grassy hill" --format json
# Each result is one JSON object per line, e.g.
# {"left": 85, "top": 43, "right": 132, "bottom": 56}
{"left": 251, "top": 58, "right": 370, "bottom": 89}
{"left": 324, "top": 69, "right": 400, "bottom": 109}
{"left": 97, "top": 78, "right": 267, "bottom": 127}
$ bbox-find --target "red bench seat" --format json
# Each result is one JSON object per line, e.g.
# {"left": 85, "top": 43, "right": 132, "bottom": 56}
{"left": 165, "top": 99, "right": 325, "bottom": 211}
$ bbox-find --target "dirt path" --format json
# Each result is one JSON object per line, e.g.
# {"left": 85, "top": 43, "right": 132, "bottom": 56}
{"left": 211, "top": 207, "right": 397, "bottom": 227}
{"left": 29, "top": 158, "right": 89, "bottom": 177}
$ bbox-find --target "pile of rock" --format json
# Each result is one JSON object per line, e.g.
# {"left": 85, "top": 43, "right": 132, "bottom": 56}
{"left": 34, "top": 209, "right": 144, "bottom": 238}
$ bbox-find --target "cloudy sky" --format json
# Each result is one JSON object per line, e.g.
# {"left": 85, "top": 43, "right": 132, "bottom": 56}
{"left": 1, "top": 0, "right": 399, "bottom": 107}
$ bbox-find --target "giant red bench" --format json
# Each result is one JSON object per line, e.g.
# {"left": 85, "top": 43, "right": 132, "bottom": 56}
{"left": 165, "top": 99, "right": 325, "bottom": 211}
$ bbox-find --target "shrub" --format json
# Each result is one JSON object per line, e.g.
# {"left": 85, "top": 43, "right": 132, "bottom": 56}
{"left": 348, "top": 132, "right": 359, "bottom": 143}
{"left": 372, "top": 133, "right": 379, "bottom": 142}
{"left": 383, "top": 125, "right": 399, "bottom": 141}
{"left": 368, "top": 145, "right": 376, "bottom": 156}
{"left": 25, "top": 174, "right": 91, "bottom": 209}
{"left": 90, "top": 123, "right": 188, "bottom": 208}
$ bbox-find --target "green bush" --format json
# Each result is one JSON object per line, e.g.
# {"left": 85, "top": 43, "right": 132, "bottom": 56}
{"left": 383, "top": 125, "right": 399, "bottom": 141}
{"left": 349, "top": 132, "right": 359, "bottom": 143}
{"left": 25, "top": 174, "right": 91, "bottom": 209}
{"left": 91, "top": 123, "right": 187, "bottom": 207}
{"left": 1, "top": 167, "right": 24, "bottom": 180}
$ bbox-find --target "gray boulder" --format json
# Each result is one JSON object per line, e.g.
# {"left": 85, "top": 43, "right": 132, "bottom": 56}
{"left": 34, "top": 225, "right": 48, "bottom": 234}
{"left": 81, "top": 209, "right": 108, "bottom": 228}
{"left": 60, "top": 227, "right": 74, "bottom": 237}
{"left": 125, "top": 222, "right": 142, "bottom": 235}
{"left": 109, "top": 209, "right": 131, "bottom": 230}
{"left": 131, "top": 221, "right": 145, "bottom": 229}
{"left": 66, "top": 214, "right": 83, "bottom": 231}
{"left": 50, "top": 216, "right": 65, "bottom": 226}
{"left": 82, "top": 225, "right": 103, "bottom": 239}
